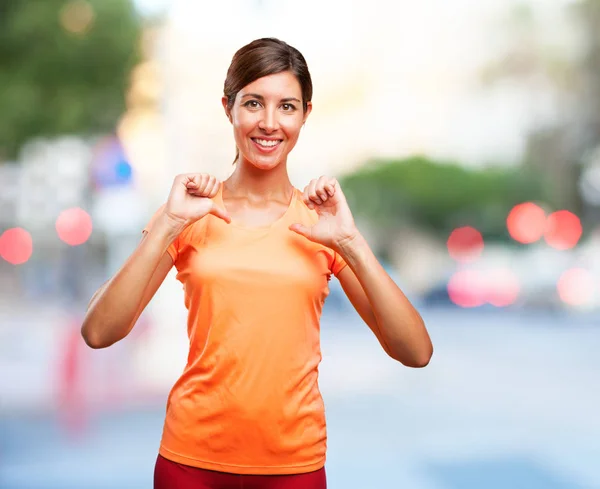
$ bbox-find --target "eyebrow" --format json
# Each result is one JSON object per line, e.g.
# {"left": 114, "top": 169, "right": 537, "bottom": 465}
{"left": 241, "top": 93, "right": 301, "bottom": 103}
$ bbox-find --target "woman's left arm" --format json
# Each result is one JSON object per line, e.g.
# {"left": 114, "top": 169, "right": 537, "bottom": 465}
{"left": 335, "top": 234, "right": 433, "bottom": 367}
{"left": 289, "top": 175, "right": 433, "bottom": 368}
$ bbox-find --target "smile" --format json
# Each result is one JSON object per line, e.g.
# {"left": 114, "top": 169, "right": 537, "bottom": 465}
{"left": 251, "top": 138, "right": 282, "bottom": 152}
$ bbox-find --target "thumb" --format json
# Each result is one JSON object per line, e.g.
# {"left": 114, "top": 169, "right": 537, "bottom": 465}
{"left": 289, "top": 223, "right": 313, "bottom": 240}
{"left": 209, "top": 204, "right": 231, "bottom": 223}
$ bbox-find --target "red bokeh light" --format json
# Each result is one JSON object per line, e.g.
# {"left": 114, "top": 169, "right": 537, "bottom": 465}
{"left": 56, "top": 208, "right": 93, "bottom": 246}
{"left": 447, "top": 270, "right": 486, "bottom": 308}
{"left": 557, "top": 268, "right": 595, "bottom": 306}
{"left": 448, "top": 267, "right": 520, "bottom": 308}
{"left": 0, "top": 227, "right": 33, "bottom": 265}
{"left": 506, "top": 202, "right": 546, "bottom": 244}
{"left": 544, "top": 210, "right": 582, "bottom": 250}
{"left": 447, "top": 226, "right": 484, "bottom": 263}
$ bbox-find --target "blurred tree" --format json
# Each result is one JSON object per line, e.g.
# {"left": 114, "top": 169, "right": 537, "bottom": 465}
{"left": 0, "top": 0, "right": 141, "bottom": 161}
{"left": 480, "top": 0, "right": 600, "bottom": 216}
{"left": 340, "top": 156, "right": 550, "bottom": 248}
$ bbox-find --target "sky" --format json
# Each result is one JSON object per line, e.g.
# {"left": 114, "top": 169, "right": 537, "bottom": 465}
{"left": 133, "top": 0, "right": 169, "bottom": 16}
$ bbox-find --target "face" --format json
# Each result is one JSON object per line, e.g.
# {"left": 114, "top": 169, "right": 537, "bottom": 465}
{"left": 223, "top": 71, "right": 312, "bottom": 170}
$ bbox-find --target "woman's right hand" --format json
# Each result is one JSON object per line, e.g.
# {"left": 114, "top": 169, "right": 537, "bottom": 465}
{"left": 163, "top": 173, "right": 231, "bottom": 229}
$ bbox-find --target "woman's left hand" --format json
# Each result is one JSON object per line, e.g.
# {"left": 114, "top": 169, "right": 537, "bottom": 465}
{"left": 289, "top": 176, "right": 359, "bottom": 250}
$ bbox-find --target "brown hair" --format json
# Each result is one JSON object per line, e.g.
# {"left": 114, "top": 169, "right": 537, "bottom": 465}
{"left": 223, "top": 38, "right": 313, "bottom": 164}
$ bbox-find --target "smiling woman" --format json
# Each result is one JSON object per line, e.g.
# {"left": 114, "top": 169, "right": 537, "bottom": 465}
{"left": 222, "top": 38, "right": 313, "bottom": 167}
{"left": 226, "top": 71, "right": 310, "bottom": 167}
{"left": 81, "top": 37, "right": 432, "bottom": 489}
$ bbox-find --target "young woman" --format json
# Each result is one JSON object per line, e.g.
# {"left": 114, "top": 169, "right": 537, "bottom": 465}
{"left": 82, "top": 37, "right": 433, "bottom": 489}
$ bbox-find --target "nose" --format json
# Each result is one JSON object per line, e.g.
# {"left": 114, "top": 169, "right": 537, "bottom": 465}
{"left": 258, "top": 107, "right": 279, "bottom": 133}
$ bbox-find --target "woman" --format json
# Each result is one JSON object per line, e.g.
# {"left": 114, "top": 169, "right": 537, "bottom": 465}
{"left": 82, "top": 37, "right": 433, "bottom": 489}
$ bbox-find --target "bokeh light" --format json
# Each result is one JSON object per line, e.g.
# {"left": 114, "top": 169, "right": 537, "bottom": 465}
{"left": 557, "top": 268, "right": 595, "bottom": 306}
{"left": 60, "top": 1, "right": 95, "bottom": 35}
{"left": 544, "top": 210, "right": 582, "bottom": 250}
{"left": 0, "top": 228, "right": 33, "bottom": 265}
{"left": 447, "top": 269, "right": 487, "bottom": 308}
{"left": 506, "top": 202, "right": 546, "bottom": 244}
{"left": 91, "top": 136, "right": 134, "bottom": 189}
{"left": 447, "top": 226, "right": 484, "bottom": 263}
{"left": 56, "top": 208, "right": 93, "bottom": 246}
{"left": 486, "top": 268, "right": 520, "bottom": 307}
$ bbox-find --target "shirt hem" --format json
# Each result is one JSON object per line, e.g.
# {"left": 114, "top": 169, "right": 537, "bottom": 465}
{"left": 158, "top": 445, "right": 326, "bottom": 475}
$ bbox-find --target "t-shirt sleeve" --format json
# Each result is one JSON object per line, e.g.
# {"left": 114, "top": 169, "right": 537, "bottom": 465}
{"left": 330, "top": 250, "right": 348, "bottom": 277}
{"left": 142, "top": 204, "right": 179, "bottom": 263}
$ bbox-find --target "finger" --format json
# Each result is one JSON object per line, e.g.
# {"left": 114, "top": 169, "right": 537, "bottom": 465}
{"left": 207, "top": 178, "right": 220, "bottom": 198}
{"left": 316, "top": 176, "right": 329, "bottom": 201}
{"left": 209, "top": 204, "right": 231, "bottom": 223}
{"left": 302, "top": 182, "right": 315, "bottom": 209}
{"left": 185, "top": 175, "right": 197, "bottom": 188}
{"left": 202, "top": 175, "right": 215, "bottom": 196}
{"left": 302, "top": 184, "right": 310, "bottom": 206}
{"left": 307, "top": 179, "right": 322, "bottom": 205}
{"left": 329, "top": 178, "right": 345, "bottom": 202}
{"left": 187, "top": 185, "right": 206, "bottom": 196}
{"left": 198, "top": 174, "right": 210, "bottom": 193}
{"left": 325, "top": 178, "right": 336, "bottom": 196}
{"left": 289, "top": 223, "right": 313, "bottom": 240}
{"left": 187, "top": 175, "right": 216, "bottom": 196}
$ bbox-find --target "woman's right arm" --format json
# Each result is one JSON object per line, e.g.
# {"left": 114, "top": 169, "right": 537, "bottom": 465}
{"left": 81, "top": 173, "right": 230, "bottom": 349}
{"left": 81, "top": 212, "right": 184, "bottom": 349}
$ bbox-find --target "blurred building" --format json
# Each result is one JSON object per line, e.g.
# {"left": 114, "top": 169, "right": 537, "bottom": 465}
{"left": 123, "top": 0, "right": 583, "bottom": 198}
{"left": 4, "top": 0, "right": 600, "bottom": 423}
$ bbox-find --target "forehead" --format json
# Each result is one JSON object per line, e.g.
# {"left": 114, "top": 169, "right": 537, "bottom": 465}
{"left": 239, "top": 71, "right": 302, "bottom": 99}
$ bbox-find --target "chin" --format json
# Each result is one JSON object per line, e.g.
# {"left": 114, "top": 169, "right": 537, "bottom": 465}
{"left": 248, "top": 154, "right": 285, "bottom": 170}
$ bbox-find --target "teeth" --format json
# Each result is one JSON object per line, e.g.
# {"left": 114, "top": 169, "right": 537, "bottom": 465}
{"left": 254, "top": 139, "right": 280, "bottom": 147}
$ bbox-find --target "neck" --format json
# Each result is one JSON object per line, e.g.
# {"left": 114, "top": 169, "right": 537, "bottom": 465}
{"left": 225, "top": 157, "right": 293, "bottom": 200}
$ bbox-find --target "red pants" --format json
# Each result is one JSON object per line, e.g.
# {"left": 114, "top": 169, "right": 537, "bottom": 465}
{"left": 154, "top": 454, "right": 327, "bottom": 489}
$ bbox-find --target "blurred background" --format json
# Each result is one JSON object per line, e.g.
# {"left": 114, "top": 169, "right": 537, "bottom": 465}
{"left": 1, "top": 0, "right": 600, "bottom": 488}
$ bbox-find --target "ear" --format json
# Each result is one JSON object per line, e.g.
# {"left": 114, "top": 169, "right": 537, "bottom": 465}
{"left": 302, "top": 101, "right": 313, "bottom": 125}
{"left": 222, "top": 96, "right": 233, "bottom": 124}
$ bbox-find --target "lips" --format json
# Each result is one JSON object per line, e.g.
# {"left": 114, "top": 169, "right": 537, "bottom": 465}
{"left": 251, "top": 137, "right": 283, "bottom": 153}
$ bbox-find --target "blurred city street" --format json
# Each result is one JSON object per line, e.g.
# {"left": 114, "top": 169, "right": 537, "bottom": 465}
{"left": 2, "top": 307, "right": 599, "bottom": 489}
{"left": 3, "top": 0, "right": 600, "bottom": 488}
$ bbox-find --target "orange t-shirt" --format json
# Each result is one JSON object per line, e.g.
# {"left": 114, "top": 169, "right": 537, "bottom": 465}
{"left": 143, "top": 186, "right": 347, "bottom": 475}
